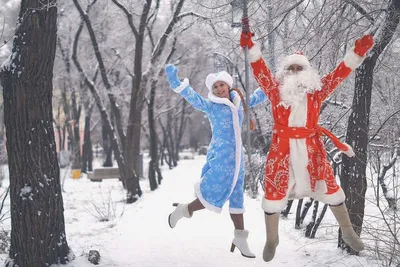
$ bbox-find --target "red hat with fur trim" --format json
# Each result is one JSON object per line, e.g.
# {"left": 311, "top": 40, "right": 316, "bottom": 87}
{"left": 281, "top": 51, "right": 311, "bottom": 70}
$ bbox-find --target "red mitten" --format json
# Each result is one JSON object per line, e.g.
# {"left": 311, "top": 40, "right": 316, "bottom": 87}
{"left": 354, "top": 34, "right": 374, "bottom": 57}
{"left": 240, "top": 32, "right": 254, "bottom": 49}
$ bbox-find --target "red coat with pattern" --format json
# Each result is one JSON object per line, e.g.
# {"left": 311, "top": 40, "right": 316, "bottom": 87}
{"left": 250, "top": 53, "right": 357, "bottom": 202}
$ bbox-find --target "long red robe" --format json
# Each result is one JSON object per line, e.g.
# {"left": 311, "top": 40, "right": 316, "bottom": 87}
{"left": 248, "top": 45, "right": 365, "bottom": 213}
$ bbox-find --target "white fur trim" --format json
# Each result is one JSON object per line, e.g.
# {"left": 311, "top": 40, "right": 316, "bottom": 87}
{"left": 173, "top": 78, "right": 189, "bottom": 93}
{"left": 207, "top": 91, "right": 242, "bottom": 200}
{"left": 312, "top": 188, "right": 345, "bottom": 206}
{"left": 288, "top": 97, "right": 311, "bottom": 198}
{"left": 282, "top": 54, "right": 311, "bottom": 70}
{"left": 342, "top": 143, "right": 355, "bottom": 157}
{"left": 262, "top": 197, "right": 288, "bottom": 213}
{"left": 248, "top": 43, "right": 262, "bottom": 63}
{"left": 208, "top": 92, "right": 236, "bottom": 109}
{"left": 205, "top": 71, "right": 233, "bottom": 91}
{"left": 343, "top": 48, "right": 366, "bottom": 70}
{"left": 229, "top": 207, "right": 245, "bottom": 214}
{"left": 315, "top": 180, "right": 328, "bottom": 194}
{"left": 194, "top": 181, "right": 222, "bottom": 213}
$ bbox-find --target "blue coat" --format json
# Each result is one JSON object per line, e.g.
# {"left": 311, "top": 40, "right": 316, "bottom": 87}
{"left": 173, "top": 81, "right": 266, "bottom": 213}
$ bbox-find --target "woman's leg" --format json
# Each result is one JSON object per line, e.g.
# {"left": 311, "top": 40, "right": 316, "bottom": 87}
{"left": 229, "top": 212, "right": 255, "bottom": 258}
{"left": 188, "top": 198, "right": 205, "bottom": 216}
{"left": 230, "top": 213, "right": 244, "bottom": 230}
{"left": 228, "top": 178, "right": 255, "bottom": 258}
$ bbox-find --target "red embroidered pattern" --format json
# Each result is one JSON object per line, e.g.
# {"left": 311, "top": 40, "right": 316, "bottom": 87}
{"left": 250, "top": 57, "right": 353, "bottom": 201}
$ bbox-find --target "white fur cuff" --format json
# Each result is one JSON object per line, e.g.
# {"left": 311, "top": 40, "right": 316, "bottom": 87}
{"left": 315, "top": 180, "right": 328, "bottom": 194}
{"left": 194, "top": 182, "right": 222, "bottom": 213}
{"left": 173, "top": 78, "right": 190, "bottom": 93}
{"left": 230, "top": 207, "right": 245, "bottom": 214}
{"left": 247, "top": 43, "right": 262, "bottom": 63}
{"left": 315, "top": 188, "right": 346, "bottom": 206}
{"left": 343, "top": 48, "right": 366, "bottom": 70}
{"left": 343, "top": 143, "right": 355, "bottom": 157}
{"left": 262, "top": 197, "right": 288, "bottom": 213}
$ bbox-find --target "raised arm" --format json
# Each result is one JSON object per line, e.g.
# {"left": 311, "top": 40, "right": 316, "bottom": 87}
{"left": 240, "top": 32, "right": 278, "bottom": 101}
{"left": 165, "top": 64, "right": 210, "bottom": 113}
{"left": 249, "top": 88, "right": 267, "bottom": 108}
{"left": 318, "top": 35, "right": 374, "bottom": 101}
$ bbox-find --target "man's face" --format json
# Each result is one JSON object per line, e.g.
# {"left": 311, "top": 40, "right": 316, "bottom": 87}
{"left": 286, "top": 64, "right": 304, "bottom": 74}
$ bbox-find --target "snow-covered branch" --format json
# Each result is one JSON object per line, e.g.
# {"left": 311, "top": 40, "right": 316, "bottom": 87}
{"left": 344, "top": 0, "right": 375, "bottom": 23}
{"left": 369, "top": 109, "right": 400, "bottom": 142}
{"left": 111, "top": 0, "right": 139, "bottom": 39}
{"left": 150, "top": 8, "right": 209, "bottom": 64}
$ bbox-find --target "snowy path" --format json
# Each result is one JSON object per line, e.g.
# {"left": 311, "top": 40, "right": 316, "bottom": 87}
{"left": 1, "top": 157, "right": 379, "bottom": 266}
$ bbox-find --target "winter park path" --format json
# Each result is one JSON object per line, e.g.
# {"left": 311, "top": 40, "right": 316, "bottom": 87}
{"left": 0, "top": 157, "right": 380, "bottom": 266}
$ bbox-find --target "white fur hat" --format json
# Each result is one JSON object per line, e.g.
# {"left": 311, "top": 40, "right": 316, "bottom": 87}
{"left": 205, "top": 71, "right": 233, "bottom": 91}
{"left": 281, "top": 51, "right": 311, "bottom": 70}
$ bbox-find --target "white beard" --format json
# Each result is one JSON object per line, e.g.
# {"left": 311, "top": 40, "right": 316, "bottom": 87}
{"left": 276, "top": 67, "right": 322, "bottom": 109}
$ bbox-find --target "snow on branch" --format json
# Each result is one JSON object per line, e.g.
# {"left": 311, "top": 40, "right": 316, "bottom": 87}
{"left": 344, "top": 0, "right": 375, "bottom": 23}
{"left": 111, "top": 0, "right": 139, "bottom": 39}
{"left": 370, "top": 0, "right": 400, "bottom": 61}
{"left": 325, "top": 99, "right": 349, "bottom": 109}
{"left": 369, "top": 109, "right": 400, "bottom": 142}
{"left": 150, "top": 9, "right": 209, "bottom": 64}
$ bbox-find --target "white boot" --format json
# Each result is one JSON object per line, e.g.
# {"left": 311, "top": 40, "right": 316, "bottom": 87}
{"left": 230, "top": 229, "right": 256, "bottom": 258}
{"left": 168, "top": 203, "right": 191, "bottom": 228}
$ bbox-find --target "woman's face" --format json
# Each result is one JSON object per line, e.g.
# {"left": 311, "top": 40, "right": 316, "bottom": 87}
{"left": 212, "top": 81, "right": 230, "bottom": 99}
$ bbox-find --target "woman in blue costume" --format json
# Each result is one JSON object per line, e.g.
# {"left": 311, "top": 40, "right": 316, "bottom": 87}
{"left": 165, "top": 64, "right": 266, "bottom": 258}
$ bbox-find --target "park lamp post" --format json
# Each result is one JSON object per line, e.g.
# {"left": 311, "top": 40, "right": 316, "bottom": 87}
{"left": 231, "top": 0, "right": 243, "bottom": 28}
{"left": 231, "top": 0, "right": 252, "bottom": 180}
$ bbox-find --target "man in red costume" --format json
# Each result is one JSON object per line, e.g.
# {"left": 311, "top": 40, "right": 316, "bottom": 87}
{"left": 240, "top": 32, "right": 374, "bottom": 262}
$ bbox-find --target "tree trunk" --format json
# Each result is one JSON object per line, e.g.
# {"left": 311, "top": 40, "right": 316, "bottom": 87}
{"left": 61, "top": 125, "right": 66, "bottom": 151}
{"left": 60, "top": 79, "right": 81, "bottom": 170}
{"left": 159, "top": 119, "right": 173, "bottom": 169}
{"left": 148, "top": 80, "right": 160, "bottom": 190}
{"left": 72, "top": 0, "right": 139, "bottom": 203}
{"left": 340, "top": 60, "right": 373, "bottom": 253}
{"left": 310, "top": 203, "right": 328, "bottom": 238}
{"left": 126, "top": 105, "right": 143, "bottom": 196}
{"left": 295, "top": 199, "right": 303, "bottom": 229}
{"left": 340, "top": 1, "right": 400, "bottom": 253}
{"left": 71, "top": 89, "right": 81, "bottom": 170}
{"left": 377, "top": 153, "right": 397, "bottom": 209}
{"left": 0, "top": 1, "right": 71, "bottom": 266}
{"left": 0, "top": 103, "right": 6, "bottom": 164}
{"left": 300, "top": 198, "right": 314, "bottom": 225}
{"left": 281, "top": 199, "right": 293, "bottom": 218}
{"left": 102, "top": 115, "right": 113, "bottom": 167}
{"left": 82, "top": 105, "right": 93, "bottom": 173}
{"left": 305, "top": 201, "right": 319, "bottom": 238}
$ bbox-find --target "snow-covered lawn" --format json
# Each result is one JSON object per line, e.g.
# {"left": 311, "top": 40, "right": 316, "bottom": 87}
{"left": 0, "top": 156, "right": 386, "bottom": 266}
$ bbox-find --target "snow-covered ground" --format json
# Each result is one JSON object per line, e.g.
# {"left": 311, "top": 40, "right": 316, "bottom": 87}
{"left": 0, "top": 155, "right": 388, "bottom": 266}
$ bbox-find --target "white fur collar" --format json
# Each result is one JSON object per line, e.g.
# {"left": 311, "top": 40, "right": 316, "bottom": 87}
{"left": 208, "top": 91, "right": 240, "bottom": 109}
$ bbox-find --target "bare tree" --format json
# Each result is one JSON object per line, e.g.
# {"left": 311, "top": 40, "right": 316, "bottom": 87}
{"left": 340, "top": 0, "right": 400, "bottom": 254}
{"left": 0, "top": 0, "right": 71, "bottom": 266}
{"left": 57, "top": 37, "right": 82, "bottom": 170}
{"left": 72, "top": 0, "right": 140, "bottom": 203}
